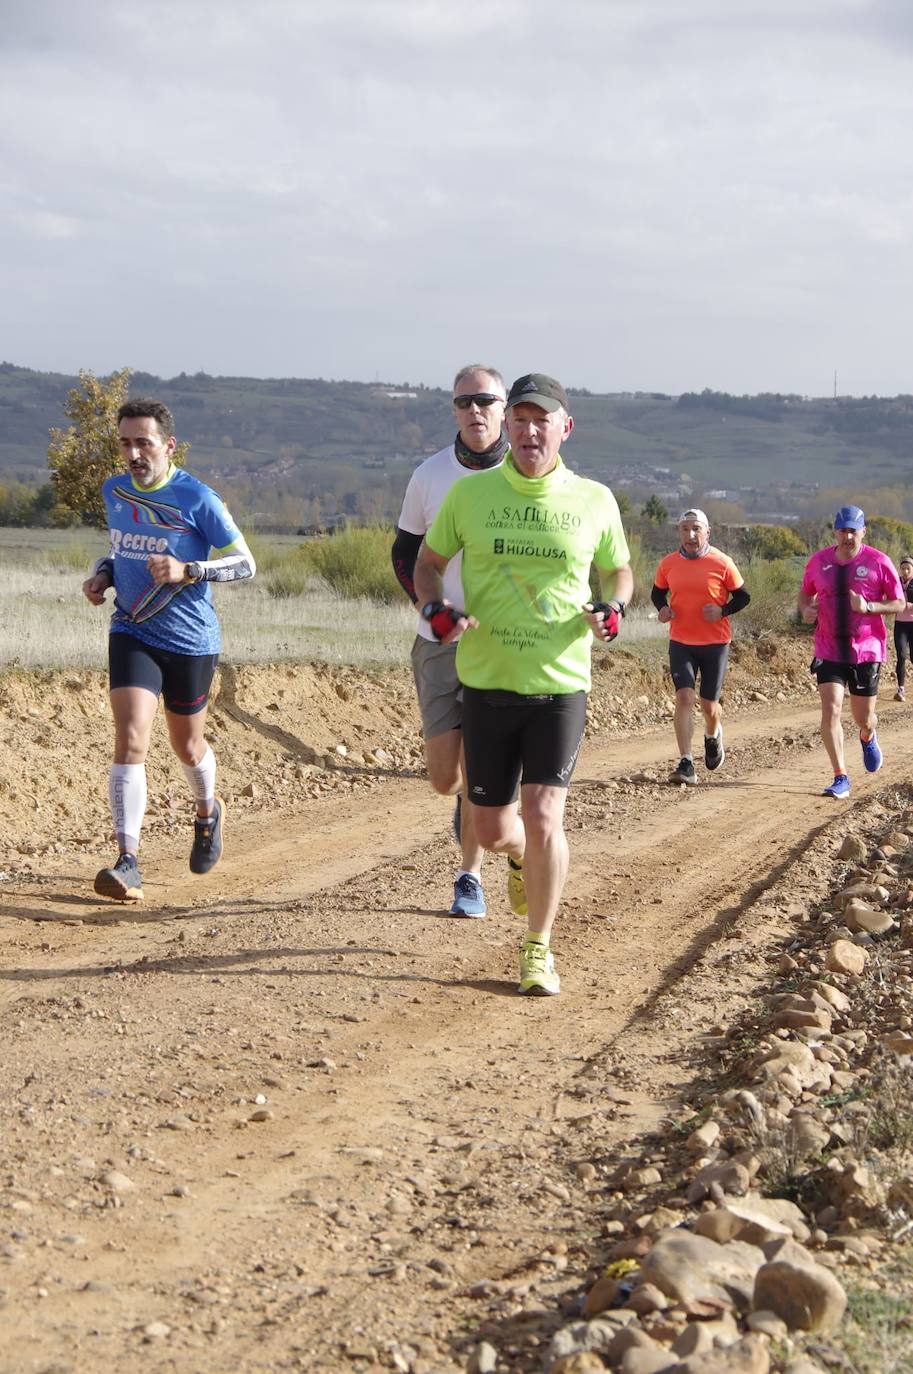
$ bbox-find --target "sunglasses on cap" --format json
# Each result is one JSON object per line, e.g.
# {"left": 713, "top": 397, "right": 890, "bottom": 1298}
{"left": 453, "top": 393, "right": 504, "bottom": 410}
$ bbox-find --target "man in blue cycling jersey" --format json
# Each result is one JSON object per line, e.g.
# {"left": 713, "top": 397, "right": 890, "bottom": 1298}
{"left": 82, "top": 398, "right": 256, "bottom": 901}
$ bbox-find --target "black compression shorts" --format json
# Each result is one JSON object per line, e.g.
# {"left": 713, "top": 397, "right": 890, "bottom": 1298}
{"left": 811, "top": 659, "right": 881, "bottom": 697}
{"left": 668, "top": 641, "right": 730, "bottom": 702}
{"left": 461, "top": 687, "right": 587, "bottom": 806}
{"left": 108, "top": 633, "right": 218, "bottom": 715}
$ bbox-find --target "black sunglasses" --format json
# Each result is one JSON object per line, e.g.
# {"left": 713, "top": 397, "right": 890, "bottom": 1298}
{"left": 453, "top": 393, "right": 504, "bottom": 410}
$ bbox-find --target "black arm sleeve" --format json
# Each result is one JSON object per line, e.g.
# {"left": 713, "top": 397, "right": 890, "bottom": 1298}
{"left": 391, "top": 527, "right": 424, "bottom": 605}
{"left": 721, "top": 585, "right": 751, "bottom": 617}
{"left": 651, "top": 584, "right": 669, "bottom": 612}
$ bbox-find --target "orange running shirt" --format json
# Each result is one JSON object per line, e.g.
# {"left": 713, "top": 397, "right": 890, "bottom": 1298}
{"left": 654, "top": 546, "right": 744, "bottom": 645}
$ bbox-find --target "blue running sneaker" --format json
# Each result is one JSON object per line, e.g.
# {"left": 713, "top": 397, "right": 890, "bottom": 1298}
{"left": 450, "top": 873, "right": 486, "bottom": 918}
{"left": 860, "top": 732, "right": 883, "bottom": 773}
{"left": 822, "top": 774, "right": 850, "bottom": 799}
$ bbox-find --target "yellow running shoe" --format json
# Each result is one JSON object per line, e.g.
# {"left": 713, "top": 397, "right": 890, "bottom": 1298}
{"left": 507, "top": 856, "right": 527, "bottom": 916}
{"left": 518, "top": 939, "right": 560, "bottom": 996}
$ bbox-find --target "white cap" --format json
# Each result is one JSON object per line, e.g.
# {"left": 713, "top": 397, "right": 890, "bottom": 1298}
{"left": 678, "top": 508, "right": 710, "bottom": 526}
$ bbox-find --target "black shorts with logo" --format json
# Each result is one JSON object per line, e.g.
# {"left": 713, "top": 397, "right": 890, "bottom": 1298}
{"left": 668, "top": 641, "right": 730, "bottom": 702}
{"left": 811, "top": 658, "right": 881, "bottom": 697}
{"left": 461, "top": 687, "right": 587, "bottom": 807}
{"left": 108, "top": 633, "right": 218, "bottom": 715}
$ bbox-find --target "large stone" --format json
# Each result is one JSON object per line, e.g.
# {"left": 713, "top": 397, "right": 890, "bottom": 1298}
{"left": 803, "top": 981, "right": 850, "bottom": 1013}
{"left": 583, "top": 1273, "right": 624, "bottom": 1317}
{"left": 550, "top": 1356, "right": 608, "bottom": 1374}
{"left": 772, "top": 1007, "right": 832, "bottom": 1032}
{"left": 787, "top": 1111, "right": 831, "bottom": 1157}
{"left": 825, "top": 940, "right": 867, "bottom": 976}
{"left": 688, "top": 1159, "right": 751, "bottom": 1203}
{"left": 620, "top": 1351, "right": 675, "bottom": 1374}
{"left": 639, "top": 1230, "right": 765, "bottom": 1313}
{"left": 685, "top": 1121, "right": 721, "bottom": 1155}
{"left": 837, "top": 835, "right": 866, "bottom": 861}
{"left": 752, "top": 1041, "right": 819, "bottom": 1089}
{"left": 881, "top": 1032, "right": 913, "bottom": 1056}
{"left": 844, "top": 900, "right": 895, "bottom": 935}
{"left": 548, "top": 1318, "right": 636, "bottom": 1365}
{"left": 667, "top": 1334, "right": 770, "bottom": 1373}
{"left": 753, "top": 1256, "right": 847, "bottom": 1334}
{"left": 693, "top": 1195, "right": 810, "bottom": 1246}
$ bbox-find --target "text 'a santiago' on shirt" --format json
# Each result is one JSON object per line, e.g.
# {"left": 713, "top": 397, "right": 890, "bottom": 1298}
{"left": 425, "top": 453, "right": 630, "bottom": 695}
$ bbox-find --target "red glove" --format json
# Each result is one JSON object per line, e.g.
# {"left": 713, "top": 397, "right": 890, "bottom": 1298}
{"left": 587, "top": 600, "right": 623, "bottom": 642}
{"left": 422, "top": 601, "right": 464, "bottom": 642}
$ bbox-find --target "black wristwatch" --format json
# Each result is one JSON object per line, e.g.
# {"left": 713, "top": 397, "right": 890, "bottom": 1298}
{"left": 184, "top": 561, "right": 204, "bottom": 584}
{"left": 421, "top": 600, "right": 445, "bottom": 621}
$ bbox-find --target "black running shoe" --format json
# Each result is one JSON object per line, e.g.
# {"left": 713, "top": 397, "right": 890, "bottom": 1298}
{"left": 94, "top": 853, "right": 143, "bottom": 902}
{"left": 670, "top": 757, "right": 698, "bottom": 786}
{"left": 190, "top": 797, "right": 224, "bottom": 874}
{"left": 704, "top": 730, "right": 725, "bottom": 772}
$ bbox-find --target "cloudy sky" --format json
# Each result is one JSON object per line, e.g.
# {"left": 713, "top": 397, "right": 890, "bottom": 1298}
{"left": 3, "top": 0, "right": 913, "bottom": 396}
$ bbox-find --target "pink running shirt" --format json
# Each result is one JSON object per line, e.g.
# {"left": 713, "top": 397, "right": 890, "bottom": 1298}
{"left": 801, "top": 544, "right": 903, "bottom": 664}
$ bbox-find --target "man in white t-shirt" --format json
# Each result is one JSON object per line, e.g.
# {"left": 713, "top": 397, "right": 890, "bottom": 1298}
{"left": 391, "top": 365, "right": 508, "bottom": 917}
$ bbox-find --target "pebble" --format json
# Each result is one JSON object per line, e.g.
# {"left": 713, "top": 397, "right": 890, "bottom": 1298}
{"left": 142, "top": 1321, "right": 171, "bottom": 1341}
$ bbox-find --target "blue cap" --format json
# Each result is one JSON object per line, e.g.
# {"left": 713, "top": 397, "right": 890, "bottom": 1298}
{"left": 834, "top": 505, "right": 865, "bottom": 530}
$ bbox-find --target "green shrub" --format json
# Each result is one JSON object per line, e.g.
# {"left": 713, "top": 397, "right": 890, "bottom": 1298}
{"left": 738, "top": 557, "right": 804, "bottom": 636}
{"left": 305, "top": 523, "right": 400, "bottom": 604}
{"left": 264, "top": 563, "right": 314, "bottom": 599}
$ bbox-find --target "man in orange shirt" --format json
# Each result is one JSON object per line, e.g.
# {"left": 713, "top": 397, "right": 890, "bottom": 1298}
{"left": 652, "top": 509, "right": 750, "bottom": 784}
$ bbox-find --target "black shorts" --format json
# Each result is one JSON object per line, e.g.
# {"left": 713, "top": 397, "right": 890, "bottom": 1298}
{"left": 668, "top": 641, "right": 730, "bottom": 702}
{"left": 461, "top": 687, "right": 587, "bottom": 807}
{"left": 811, "top": 658, "right": 880, "bottom": 697}
{"left": 108, "top": 633, "right": 218, "bottom": 715}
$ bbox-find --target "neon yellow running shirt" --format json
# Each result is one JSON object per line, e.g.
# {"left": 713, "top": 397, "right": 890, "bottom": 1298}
{"left": 426, "top": 454, "right": 630, "bottom": 694}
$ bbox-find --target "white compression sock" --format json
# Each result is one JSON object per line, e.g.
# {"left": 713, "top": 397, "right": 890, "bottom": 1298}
{"left": 182, "top": 745, "right": 216, "bottom": 810}
{"left": 109, "top": 763, "right": 147, "bottom": 855}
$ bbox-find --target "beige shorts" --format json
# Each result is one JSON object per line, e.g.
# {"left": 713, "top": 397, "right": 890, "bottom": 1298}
{"left": 410, "top": 636, "right": 463, "bottom": 739}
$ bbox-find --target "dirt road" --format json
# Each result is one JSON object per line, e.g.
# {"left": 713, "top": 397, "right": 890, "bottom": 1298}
{"left": 1, "top": 660, "right": 910, "bottom": 1374}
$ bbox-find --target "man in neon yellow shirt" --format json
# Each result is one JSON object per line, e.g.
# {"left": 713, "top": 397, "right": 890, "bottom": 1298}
{"left": 414, "top": 374, "right": 632, "bottom": 996}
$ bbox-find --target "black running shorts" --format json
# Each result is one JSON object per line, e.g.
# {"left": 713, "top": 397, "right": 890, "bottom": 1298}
{"left": 461, "top": 687, "right": 587, "bottom": 807}
{"left": 108, "top": 633, "right": 218, "bottom": 715}
{"left": 812, "top": 659, "right": 881, "bottom": 697}
{"left": 668, "top": 641, "right": 730, "bottom": 702}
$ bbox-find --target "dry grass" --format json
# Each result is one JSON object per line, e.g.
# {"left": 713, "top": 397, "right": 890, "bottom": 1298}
{"left": 0, "top": 528, "right": 666, "bottom": 669}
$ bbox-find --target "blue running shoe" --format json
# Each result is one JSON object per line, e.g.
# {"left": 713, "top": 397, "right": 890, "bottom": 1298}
{"left": 860, "top": 732, "right": 883, "bottom": 773}
{"left": 822, "top": 774, "right": 850, "bottom": 799}
{"left": 450, "top": 873, "right": 486, "bottom": 918}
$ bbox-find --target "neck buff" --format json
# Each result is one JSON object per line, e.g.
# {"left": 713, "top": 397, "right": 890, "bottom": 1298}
{"left": 454, "top": 429, "right": 509, "bottom": 470}
{"left": 679, "top": 542, "right": 710, "bottom": 560}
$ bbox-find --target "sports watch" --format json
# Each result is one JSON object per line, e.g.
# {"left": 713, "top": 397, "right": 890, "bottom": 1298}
{"left": 184, "top": 561, "right": 204, "bottom": 584}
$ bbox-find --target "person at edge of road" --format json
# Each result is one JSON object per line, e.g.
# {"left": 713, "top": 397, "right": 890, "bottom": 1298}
{"left": 652, "top": 509, "right": 751, "bottom": 786}
{"left": 798, "top": 505, "right": 904, "bottom": 800}
{"left": 391, "top": 365, "right": 508, "bottom": 919}
{"left": 893, "top": 555, "right": 913, "bottom": 702}
{"left": 413, "top": 372, "right": 633, "bottom": 997}
{"left": 82, "top": 398, "right": 256, "bottom": 902}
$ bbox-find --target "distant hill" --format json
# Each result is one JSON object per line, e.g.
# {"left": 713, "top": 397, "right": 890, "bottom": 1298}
{"left": 3, "top": 363, "right": 913, "bottom": 527}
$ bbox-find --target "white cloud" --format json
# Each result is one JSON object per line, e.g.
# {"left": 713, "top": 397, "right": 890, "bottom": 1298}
{"left": 2, "top": 0, "right": 913, "bottom": 392}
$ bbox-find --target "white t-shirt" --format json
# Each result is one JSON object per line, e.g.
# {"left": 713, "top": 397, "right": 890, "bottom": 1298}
{"left": 397, "top": 443, "right": 500, "bottom": 642}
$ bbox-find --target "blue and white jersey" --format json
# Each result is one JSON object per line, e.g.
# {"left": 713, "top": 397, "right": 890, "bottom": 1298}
{"left": 102, "top": 465, "right": 244, "bottom": 654}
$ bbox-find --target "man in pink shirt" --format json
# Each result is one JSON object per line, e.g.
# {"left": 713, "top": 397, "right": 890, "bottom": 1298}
{"left": 799, "top": 505, "right": 904, "bottom": 798}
